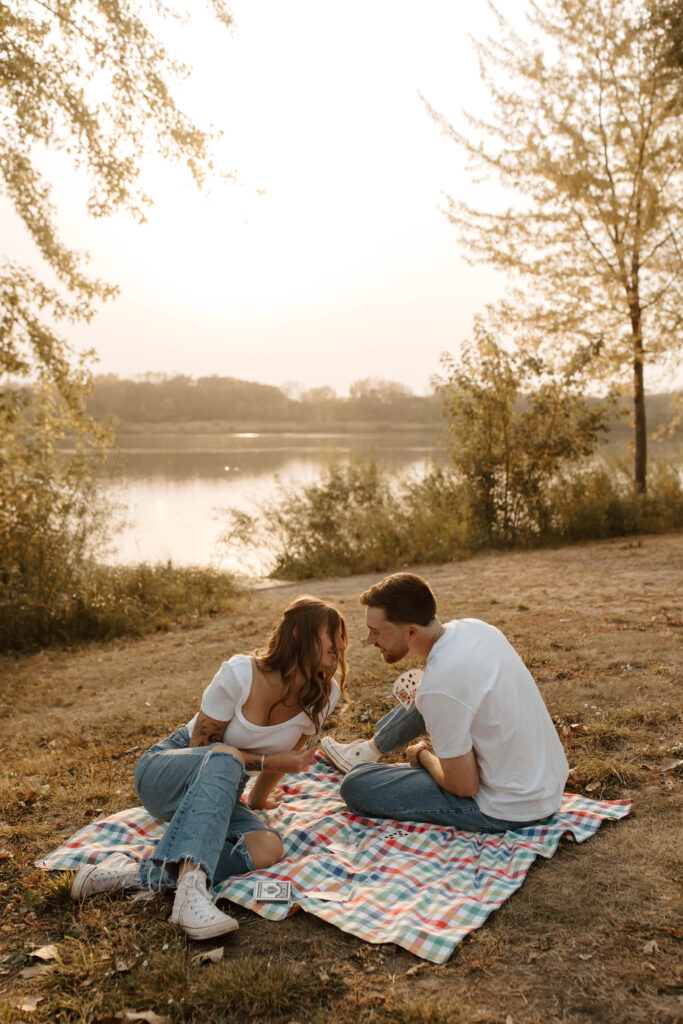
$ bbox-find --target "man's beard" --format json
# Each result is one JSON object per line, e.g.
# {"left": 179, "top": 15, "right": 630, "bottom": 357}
{"left": 381, "top": 643, "right": 409, "bottom": 664}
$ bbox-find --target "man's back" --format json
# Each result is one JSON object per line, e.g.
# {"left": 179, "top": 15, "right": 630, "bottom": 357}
{"left": 416, "top": 619, "right": 569, "bottom": 820}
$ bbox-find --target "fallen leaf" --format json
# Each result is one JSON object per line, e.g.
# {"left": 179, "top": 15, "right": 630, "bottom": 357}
{"left": 191, "top": 947, "right": 223, "bottom": 965}
{"left": 641, "top": 759, "right": 683, "bottom": 773}
{"left": 506, "top": 1016, "right": 514, "bottom": 1024}
{"left": 643, "top": 940, "right": 660, "bottom": 955}
{"left": 0, "top": 849, "right": 13, "bottom": 860}
{"left": 115, "top": 958, "right": 131, "bottom": 973}
{"left": 363, "top": 991, "right": 386, "bottom": 1006}
{"left": 31, "top": 943, "right": 58, "bottom": 961}
{"left": 116, "top": 1013, "right": 168, "bottom": 1024}
{"left": 19, "top": 962, "right": 56, "bottom": 979}
{"left": 8, "top": 995, "right": 44, "bottom": 1012}
{"left": 577, "top": 953, "right": 593, "bottom": 961}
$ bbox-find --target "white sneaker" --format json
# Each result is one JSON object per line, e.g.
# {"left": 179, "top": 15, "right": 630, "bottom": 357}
{"left": 170, "top": 869, "right": 239, "bottom": 940}
{"left": 71, "top": 853, "right": 143, "bottom": 901}
{"left": 319, "top": 736, "right": 380, "bottom": 775}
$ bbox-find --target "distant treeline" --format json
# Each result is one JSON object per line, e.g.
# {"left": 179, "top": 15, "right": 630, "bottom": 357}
{"left": 85, "top": 373, "right": 682, "bottom": 440}
{"left": 87, "top": 375, "right": 442, "bottom": 428}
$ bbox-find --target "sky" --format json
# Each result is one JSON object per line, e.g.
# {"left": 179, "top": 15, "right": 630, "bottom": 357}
{"left": 1, "top": 1, "right": 609, "bottom": 396}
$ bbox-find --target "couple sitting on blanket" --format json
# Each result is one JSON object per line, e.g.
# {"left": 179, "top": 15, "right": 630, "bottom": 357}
{"left": 71, "top": 573, "right": 569, "bottom": 941}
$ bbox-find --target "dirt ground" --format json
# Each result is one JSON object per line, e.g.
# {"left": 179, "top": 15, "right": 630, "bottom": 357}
{"left": 1, "top": 532, "right": 681, "bottom": 1023}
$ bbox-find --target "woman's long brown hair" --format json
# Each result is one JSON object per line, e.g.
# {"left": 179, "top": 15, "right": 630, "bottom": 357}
{"left": 256, "top": 596, "right": 348, "bottom": 732}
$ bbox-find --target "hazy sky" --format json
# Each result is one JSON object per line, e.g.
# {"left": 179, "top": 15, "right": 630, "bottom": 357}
{"left": 3, "top": 2, "right": 559, "bottom": 395}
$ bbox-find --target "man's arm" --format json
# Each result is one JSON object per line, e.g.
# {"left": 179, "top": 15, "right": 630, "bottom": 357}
{"left": 406, "top": 743, "right": 479, "bottom": 798}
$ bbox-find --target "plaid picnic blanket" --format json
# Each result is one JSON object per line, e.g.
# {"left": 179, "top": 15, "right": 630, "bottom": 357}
{"left": 38, "top": 755, "right": 631, "bottom": 964}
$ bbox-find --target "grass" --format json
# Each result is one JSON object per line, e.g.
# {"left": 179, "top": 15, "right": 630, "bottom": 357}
{"left": 0, "top": 533, "right": 681, "bottom": 1023}
{"left": 0, "top": 562, "right": 241, "bottom": 653}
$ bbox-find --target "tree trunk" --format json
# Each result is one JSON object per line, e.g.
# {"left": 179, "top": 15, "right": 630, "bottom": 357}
{"left": 632, "top": 320, "right": 647, "bottom": 494}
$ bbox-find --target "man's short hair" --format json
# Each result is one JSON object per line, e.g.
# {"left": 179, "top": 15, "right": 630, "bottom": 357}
{"left": 360, "top": 573, "right": 437, "bottom": 626}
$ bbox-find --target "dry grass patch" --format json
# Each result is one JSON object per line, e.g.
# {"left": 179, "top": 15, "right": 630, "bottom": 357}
{"left": 1, "top": 533, "right": 681, "bottom": 1024}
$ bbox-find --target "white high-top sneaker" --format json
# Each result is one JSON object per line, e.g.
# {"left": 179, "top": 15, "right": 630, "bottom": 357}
{"left": 71, "top": 853, "right": 143, "bottom": 901}
{"left": 319, "top": 736, "right": 380, "bottom": 774}
{"left": 169, "top": 869, "right": 239, "bottom": 940}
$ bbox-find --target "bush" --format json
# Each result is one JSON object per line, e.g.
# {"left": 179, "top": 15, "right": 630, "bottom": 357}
{"left": 0, "top": 560, "right": 239, "bottom": 652}
{"left": 549, "top": 459, "right": 683, "bottom": 541}
{"left": 220, "top": 453, "right": 683, "bottom": 581}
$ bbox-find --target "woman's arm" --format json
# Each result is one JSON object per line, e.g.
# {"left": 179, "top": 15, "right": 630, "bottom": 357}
{"left": 189, "top": 710, "right": 229, "bottom": 747}
{"left": 247, "top": 733, "right": 316, "bottom": 810}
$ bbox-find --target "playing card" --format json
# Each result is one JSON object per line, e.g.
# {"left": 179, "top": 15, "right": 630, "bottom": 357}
{"left": 303, "top": 890, "right": 347, "bottom": 902}
{"left": 253, "top": 880, "right": 292, "bottom": 903}
{"left": 328, "top": 837, "right": 360, "bottom": 857}
{"left": 391, "top": 668, "right": 423, "bottom": 708}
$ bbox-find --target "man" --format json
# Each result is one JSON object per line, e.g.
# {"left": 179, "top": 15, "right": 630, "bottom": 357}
{"left": 321, "top": 573, "right": 568, "bottom": 832}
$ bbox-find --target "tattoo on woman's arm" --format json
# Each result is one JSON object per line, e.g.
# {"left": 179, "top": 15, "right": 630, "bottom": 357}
{"left": 244, "top": 752, "right": 264, "bottom": 771}
{"left": 190, "top": 714, "right": 226, "bottom": 747}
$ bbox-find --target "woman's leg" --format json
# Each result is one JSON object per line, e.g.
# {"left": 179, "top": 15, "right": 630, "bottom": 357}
{"left": 134, "top": 736, "right": 247, "bottom": 888}
{"left": 212, "top": 808, "right": 283, "bottom": 884}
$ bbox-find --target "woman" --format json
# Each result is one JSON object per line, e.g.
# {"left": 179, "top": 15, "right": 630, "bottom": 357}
{"left": 70, "top": 596, "right": 347, "bottom": 939}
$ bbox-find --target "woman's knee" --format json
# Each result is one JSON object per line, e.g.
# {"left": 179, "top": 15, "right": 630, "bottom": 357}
{"left": 208, "top": 743, "right": 245, "bottom": 765}
{"left": 243, "top": 830, "right": 283, "bottom": 869}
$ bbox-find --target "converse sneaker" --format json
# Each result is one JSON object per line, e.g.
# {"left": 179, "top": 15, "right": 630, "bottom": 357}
{"left": 319, "top": 736, "right": 380, "bottom": 775}
{"left": 169, "top": 869, "right": 239, "bottom": 940}
{"left": 71, "top": 853, "right": 143, "bottom": 901}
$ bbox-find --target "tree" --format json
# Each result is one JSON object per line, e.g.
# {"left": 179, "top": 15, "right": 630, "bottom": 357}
{"left": 425, "top": 0, "right": 682, "bottom": 492}
{"left": 1, "top": 0, "right": 234, "bottom": 644}
{"left": 1, "top": 0, "right": 233, "bottom": 419}
{"left": 649, "top": 0, "right": 683, "bottom": 70}
{"left": 435, "top": 318, "right": 610, "bottom": 545}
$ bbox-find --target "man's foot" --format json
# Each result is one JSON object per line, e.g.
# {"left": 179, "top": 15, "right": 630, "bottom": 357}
{"left": 169, "top": 869, "right": 239, "bottom": 940}
{"left": 319, "top": 736, "right": 380, "bottom": 775}
{"left": 71, "top": 853, "right": 143, "bottom": 901}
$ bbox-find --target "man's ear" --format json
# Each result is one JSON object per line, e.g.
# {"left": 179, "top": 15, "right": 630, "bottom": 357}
{"left": 406, "top": 625, "right": 419, "bottom": 641}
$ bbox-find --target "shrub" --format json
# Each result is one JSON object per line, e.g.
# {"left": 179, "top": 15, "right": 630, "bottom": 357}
{"left": 220, "top": 452, "right": 683, "bottom": 581}
{"left": 0, "top": 560, "right": 239, "bottom": 652}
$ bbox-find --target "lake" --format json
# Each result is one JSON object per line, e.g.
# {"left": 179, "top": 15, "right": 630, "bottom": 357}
{"left": 103, "top": 430, "right": 445, "bottom": 576}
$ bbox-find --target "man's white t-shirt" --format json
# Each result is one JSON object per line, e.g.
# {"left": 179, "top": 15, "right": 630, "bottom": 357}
{"left": 415, "top": 619, "right": 568, "bottom": 821}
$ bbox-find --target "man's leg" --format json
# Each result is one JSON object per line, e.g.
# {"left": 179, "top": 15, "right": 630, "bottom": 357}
{"left": 340, "top": 763, "right": 536, "bottom": 833}
{"left": 320, "top": 703, "right": 426, "bottom": 773}
{"left": 372, "top": 703, "right": 426, "bottom": 755}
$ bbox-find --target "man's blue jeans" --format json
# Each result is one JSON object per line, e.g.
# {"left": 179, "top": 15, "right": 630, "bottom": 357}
{"left": 339, "top": 702, "right": 549, "bottom": 833}
{"left": 132, "top": 726, "right": 279, "bottom": 890}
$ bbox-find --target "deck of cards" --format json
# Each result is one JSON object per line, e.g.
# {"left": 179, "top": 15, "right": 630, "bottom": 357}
{"left": 253, "top": 880, "right": 292, "bottom": 903}
{"left": 391, "top": 668, "right": 423, "bottom": 708}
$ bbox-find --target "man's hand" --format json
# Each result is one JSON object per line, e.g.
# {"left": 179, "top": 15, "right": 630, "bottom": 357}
{"left": 405, "top": 742, "right": 428, "bottom": 767}
{"left": 405, "top": 743, "right": 480, "bottom": 798}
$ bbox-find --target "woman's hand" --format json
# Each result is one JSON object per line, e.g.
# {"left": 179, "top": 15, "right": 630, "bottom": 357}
{"left": 268, "top": 744, "right": 316, "bottom": 775}
{"left": 248, "top": 786, "right": 285, "bottom": 811}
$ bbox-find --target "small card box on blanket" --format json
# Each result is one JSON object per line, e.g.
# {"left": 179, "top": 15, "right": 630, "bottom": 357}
{"left": 253, "top": 880, "right": 292, "bottom": 903}
{"left": 392, "top": 669, "right": 423, "bottom": 709}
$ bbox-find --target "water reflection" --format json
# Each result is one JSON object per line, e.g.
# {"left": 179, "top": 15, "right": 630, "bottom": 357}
{"left": 104, "top": 432, "right": 444, "bottom": 575}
